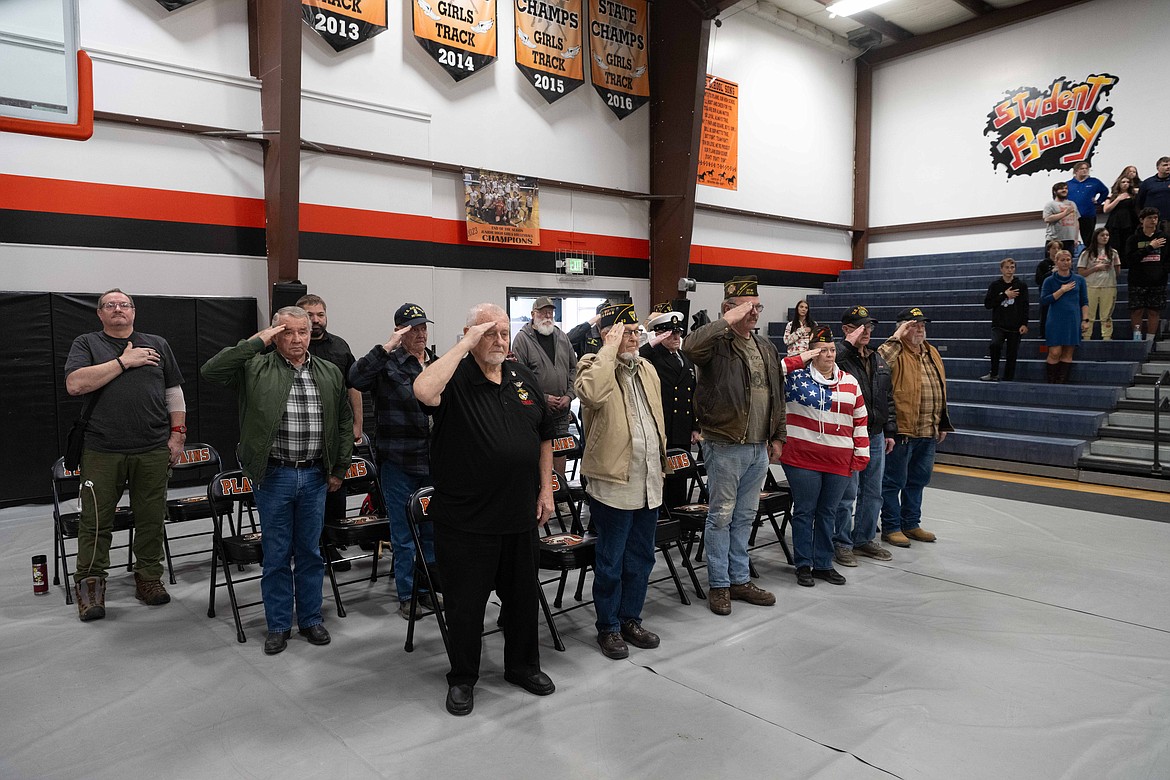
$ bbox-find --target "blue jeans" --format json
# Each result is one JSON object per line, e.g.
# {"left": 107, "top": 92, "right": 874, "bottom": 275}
{"left": 587, "top": 498, "right": 658, "bottom": 635}
{"left": 783, "top": 464, "right": 851, "bottom": 570}
{"left": 379, "top": 461, "right": 434, "bottom": 602}
{"left": 833, "top": 432, "right": 886, "bottom": 548}
{"left": 881, "top": 436, "right": 937, "bottom": 534}
{"left": 252, "top": 465, "right": 327, "bottom": 633}
{"left": 702, "top": 442, "right": 768, "bottom": 589}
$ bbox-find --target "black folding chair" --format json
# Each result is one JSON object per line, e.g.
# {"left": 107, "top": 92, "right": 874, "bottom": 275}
{"left": 205, "top": 469, "right": 264, "bottom": 644}
{"left": 320, "top": 456, "right": 393, "bottom": 617}
{"left": 50, "top": 457, "right": 136, "bottom": 604}
{"left": 404, "top": 486, "right": 568, "bottom": 655}
{"left": 161, "top": 443, "right": 222, "bottom": 584}
{"left": 749, "top": 470, "right": 794, "bottom": 565}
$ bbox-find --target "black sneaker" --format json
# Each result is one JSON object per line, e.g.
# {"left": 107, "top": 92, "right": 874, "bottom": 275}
{"left": 795, "top": 567, "right": 814, "bottom": 587}
{"left": 811, "top": 568, "right": 847, "bottom": 585}
{"left": 980, "top": 374, "right": 999, "bottom": 382}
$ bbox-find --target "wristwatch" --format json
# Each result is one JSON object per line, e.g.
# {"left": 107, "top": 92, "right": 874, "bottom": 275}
{"left": 171, "top": 425, "right": 188, "bottom": 434}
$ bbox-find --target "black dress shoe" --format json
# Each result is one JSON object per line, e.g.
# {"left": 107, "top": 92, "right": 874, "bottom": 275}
{"left": 811, "top": 568, "right": 847, "bottom": 585}
{"left": 503, "top": 669, "right": 555, "bottom": 696}
{"left": 446, "top": 684, "right": 474, "bottom": 716}
{"left": 298, "top": 624, "right": 331, "bottom": 645}
{"left": 264, "top": 630, "right": 291, "bottom": 655}
{"left": 796, "top": 567, "right": 815, "bottom": 587}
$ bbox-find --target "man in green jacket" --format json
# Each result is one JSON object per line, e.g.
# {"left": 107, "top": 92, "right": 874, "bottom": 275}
{"left": 202, "top": 306, "right": 353, "bottom": 655}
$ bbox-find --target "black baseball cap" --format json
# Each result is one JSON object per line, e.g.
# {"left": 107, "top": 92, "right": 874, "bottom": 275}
{"left": 394, "top": 303, "right": 432, "bottom": 328}
{"left": 841, "top": 305, "right": 878, "bottom": 326}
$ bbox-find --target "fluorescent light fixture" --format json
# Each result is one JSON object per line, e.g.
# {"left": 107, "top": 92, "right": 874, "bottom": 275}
{"left": 826, "top": 0, "right": 892, "bottom": 18}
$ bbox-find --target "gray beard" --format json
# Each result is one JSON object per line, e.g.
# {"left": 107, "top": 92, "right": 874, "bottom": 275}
{"left": 533, "top": 321, "right": 555, "bottom": 336}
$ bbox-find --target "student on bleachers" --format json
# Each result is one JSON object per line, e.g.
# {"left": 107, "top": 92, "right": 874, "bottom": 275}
{"left": 1066, "top": 163, "right": 1109, "bottom": 252}
{"left": 1077, "top": 229, "right": 1121, "bottom": 341}
{"left": 1035, "top": 240, "right": 1061, "bottom": 338}
{"left": 1104, "top": 172, "right": 1140, "bottom": 254}
{"left": 1137, "top": 157, "right": 1170, "bottom": 232}
{"left": 982, "top": 258, "right": 1029, "bottom": 381}
{"left": 1043, "top": 182, "right": 1080, "bottom": 255}
{"left": 1125, "top": 208, "right": 1169, "bottom": 341}
{"left": 1040, "top": 250, "right": 1089, "bottom": 383}
{"left": 782, "top": 299, "right": 817, "bottom": 356}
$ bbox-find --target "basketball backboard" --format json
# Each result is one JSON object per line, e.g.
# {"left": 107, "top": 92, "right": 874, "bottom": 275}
{"left": 0, "top": 0, "right": 92, "bottom": 140}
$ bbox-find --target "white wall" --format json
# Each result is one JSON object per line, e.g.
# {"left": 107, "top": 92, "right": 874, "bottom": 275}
{"left": 869, "top": 0, "right": 1170, "bottom": 258}
{"left": 694, "top": 9, "right": 856, "bottom": 268}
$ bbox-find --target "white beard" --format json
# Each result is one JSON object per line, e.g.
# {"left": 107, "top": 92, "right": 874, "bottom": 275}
{"left": 533, "top": 321, "right": 555, "bottom": 336}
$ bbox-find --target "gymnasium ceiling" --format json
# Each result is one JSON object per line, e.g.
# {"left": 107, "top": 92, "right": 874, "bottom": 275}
{"left": 718, "top": 0, "right": 1086, "bottom": 58}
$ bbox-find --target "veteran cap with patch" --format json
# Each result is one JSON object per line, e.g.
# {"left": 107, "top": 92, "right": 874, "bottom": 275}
{"left": 724, "top": 275, "right": 759, "bottom": 298}
{"left": 394, "top": 303, "right": 432, "bottom": 328}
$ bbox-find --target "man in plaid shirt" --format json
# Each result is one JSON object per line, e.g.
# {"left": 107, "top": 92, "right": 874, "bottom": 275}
{"left": 202, "top": 306, "right": 353, "bottom": 655}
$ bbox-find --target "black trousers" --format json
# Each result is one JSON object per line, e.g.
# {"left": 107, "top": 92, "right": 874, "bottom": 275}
{"left": 433, "top": 523, "right": 541, "bottom": 687}
{"left": 989, "top": 327, "right": 1022, "bottom": 380}
{"left": 1078, "top": 215, "right": 1097, "bottom": 252}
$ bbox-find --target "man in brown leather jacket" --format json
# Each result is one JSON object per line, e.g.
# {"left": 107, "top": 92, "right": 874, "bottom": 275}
{"left": 682, "top": 276, "right": 786, "bottom": 616}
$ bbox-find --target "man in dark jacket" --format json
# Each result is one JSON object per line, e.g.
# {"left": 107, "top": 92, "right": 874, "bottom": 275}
{"left": 348, "top": 302, "right": 438, "bottom": 619}
{"left": 832, "top": 306, "right": 897, "bottom": 565}
{"left": 682, "top": 276, "right": 785, "bottom": 616}
{"left": 639, "top": 302, "right": 698, "bottom": 509}
{"left": 982, "top": 258, "right": 1029, "bottom": 381}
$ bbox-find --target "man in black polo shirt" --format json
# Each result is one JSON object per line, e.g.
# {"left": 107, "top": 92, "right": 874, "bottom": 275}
{"left": 414, "top": 302, "right": 556, "bottom": 717}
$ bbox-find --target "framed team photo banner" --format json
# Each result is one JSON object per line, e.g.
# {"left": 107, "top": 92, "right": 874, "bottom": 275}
{"left": 697, "top": 76, "right": 738, "bottom": 190}
{"left": 302, "top": 0, "right": 387, "bottom": 52}
{"left": 514, "top": 0, "right": 585, "bottom": 104}
{"left": 413, "top": 0, "right": 497, "bottom": 82}
{"left": 464, "top": 169, "right": 541, "bottom": 246}
{"left": 587, "top": 0, "right": 648, "bottom": 119}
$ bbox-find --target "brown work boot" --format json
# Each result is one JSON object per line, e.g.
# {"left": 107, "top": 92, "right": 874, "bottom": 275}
{"left": 903, "top": 527, "right": 937, "bottom": 543}
{"left": 620, "top": 620, "right": 660, "bottom": 649}
{"left": 708, "top": 587, "right": 731, "bottom": 616}
{"left": 729, "top": 581, "right": 776, "bottom": 606}
{"left": 134, "top": 573, "right": 171, "bottom": 606}
{"left": 882, "top": 531, "right": 912, "bottom": 548}
{"left": 75, "top": 577, "right": 106, "bottom": 622}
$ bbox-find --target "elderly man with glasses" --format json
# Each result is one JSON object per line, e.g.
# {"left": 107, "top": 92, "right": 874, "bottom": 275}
{"left": 575, "top": 303, "right": 669, "bottom": 660}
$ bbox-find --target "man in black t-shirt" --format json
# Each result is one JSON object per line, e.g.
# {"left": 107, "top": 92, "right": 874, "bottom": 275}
{"left": 64, "top": 289, "right": 186, "bottom": 621}
{"left": 414, "top": 303, "right": 556, "bottom": 717}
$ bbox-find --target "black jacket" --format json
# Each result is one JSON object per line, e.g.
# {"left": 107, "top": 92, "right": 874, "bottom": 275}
{"left": 835, "top": 338, "right": 896, "bottom": 438}
{"left": 984, "top": 277, "right": 1029, "bottom": 331}
{"left": 567, "top": 321, "right": 601, "bottom": 360}
{"left": 639, "top": 342, "right": 697, "bottom": 449}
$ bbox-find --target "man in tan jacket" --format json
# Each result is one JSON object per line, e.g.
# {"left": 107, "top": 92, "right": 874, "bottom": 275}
{"left": 575, "top": 303, "right": 668, "bottom": 661}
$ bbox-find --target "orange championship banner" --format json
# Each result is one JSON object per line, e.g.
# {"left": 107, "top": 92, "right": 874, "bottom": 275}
{"left": 697, "top": 76, "right": 738, "bottom": 190}
{"left": 302, "top": 0, "right": 387, "bottom": 52}
{"left": 588, "top": 0, "right": 649, "bottom": 119}
{"left": 413, "top": 0, "right": 497, "bottom": 81}
{"left": 464, "top": 169, "right": 540, "bottom": 246}
{"left": 514, "top": 0, "right": 585, "bottom": 103}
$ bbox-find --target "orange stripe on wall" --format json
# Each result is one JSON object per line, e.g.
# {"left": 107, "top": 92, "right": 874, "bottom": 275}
{"left": 691, "top": 243, "right": 849, "bottom": 276}
{"left": 0, "top": 173, "right": 266, "bottom": 228}
{"left": 1, "top": 174, "right": 841, "bottom": 274}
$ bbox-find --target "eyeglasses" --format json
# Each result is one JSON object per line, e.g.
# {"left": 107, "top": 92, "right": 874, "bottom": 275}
{"left": 101, "top": 302, "right": 134, "bottom": 311}
{"left": 749, "top": 304, "right": 765, "bottom": 313}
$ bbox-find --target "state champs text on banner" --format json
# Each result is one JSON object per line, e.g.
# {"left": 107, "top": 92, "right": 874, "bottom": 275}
{"left": 588, "top": 0, "right": 648, "bottom": 119}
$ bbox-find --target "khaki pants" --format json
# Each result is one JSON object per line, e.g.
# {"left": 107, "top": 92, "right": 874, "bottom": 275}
{"left": 1083, "top": 285, "right": 1116, "bottom": 340}
{"left": 75, "top": 447, "right": 170, "bottom": 581}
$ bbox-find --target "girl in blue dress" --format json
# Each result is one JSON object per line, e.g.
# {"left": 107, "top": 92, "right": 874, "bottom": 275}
{"left": 1040, "top": 249, "right": 1089, "bottom": 384}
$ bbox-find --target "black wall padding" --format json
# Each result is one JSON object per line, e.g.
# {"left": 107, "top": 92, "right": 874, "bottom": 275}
{"left": 1, "top": 292, "right": 258, "bottom": 506}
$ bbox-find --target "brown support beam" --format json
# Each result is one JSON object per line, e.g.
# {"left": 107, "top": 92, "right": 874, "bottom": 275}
{"left": 948, "top": 0, "right": 995, "bottom": 16}
{"left": 852, "top": 59, "right": 872, "bottom": 269}
{"left": 251, "top": 0, "right": 302, "bottom": 307}
{"left": 863, "top": 0, "right": 1095, "bottom": 65}
{"left": 647, "top": 3, "right": 711, "bottom": 307}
